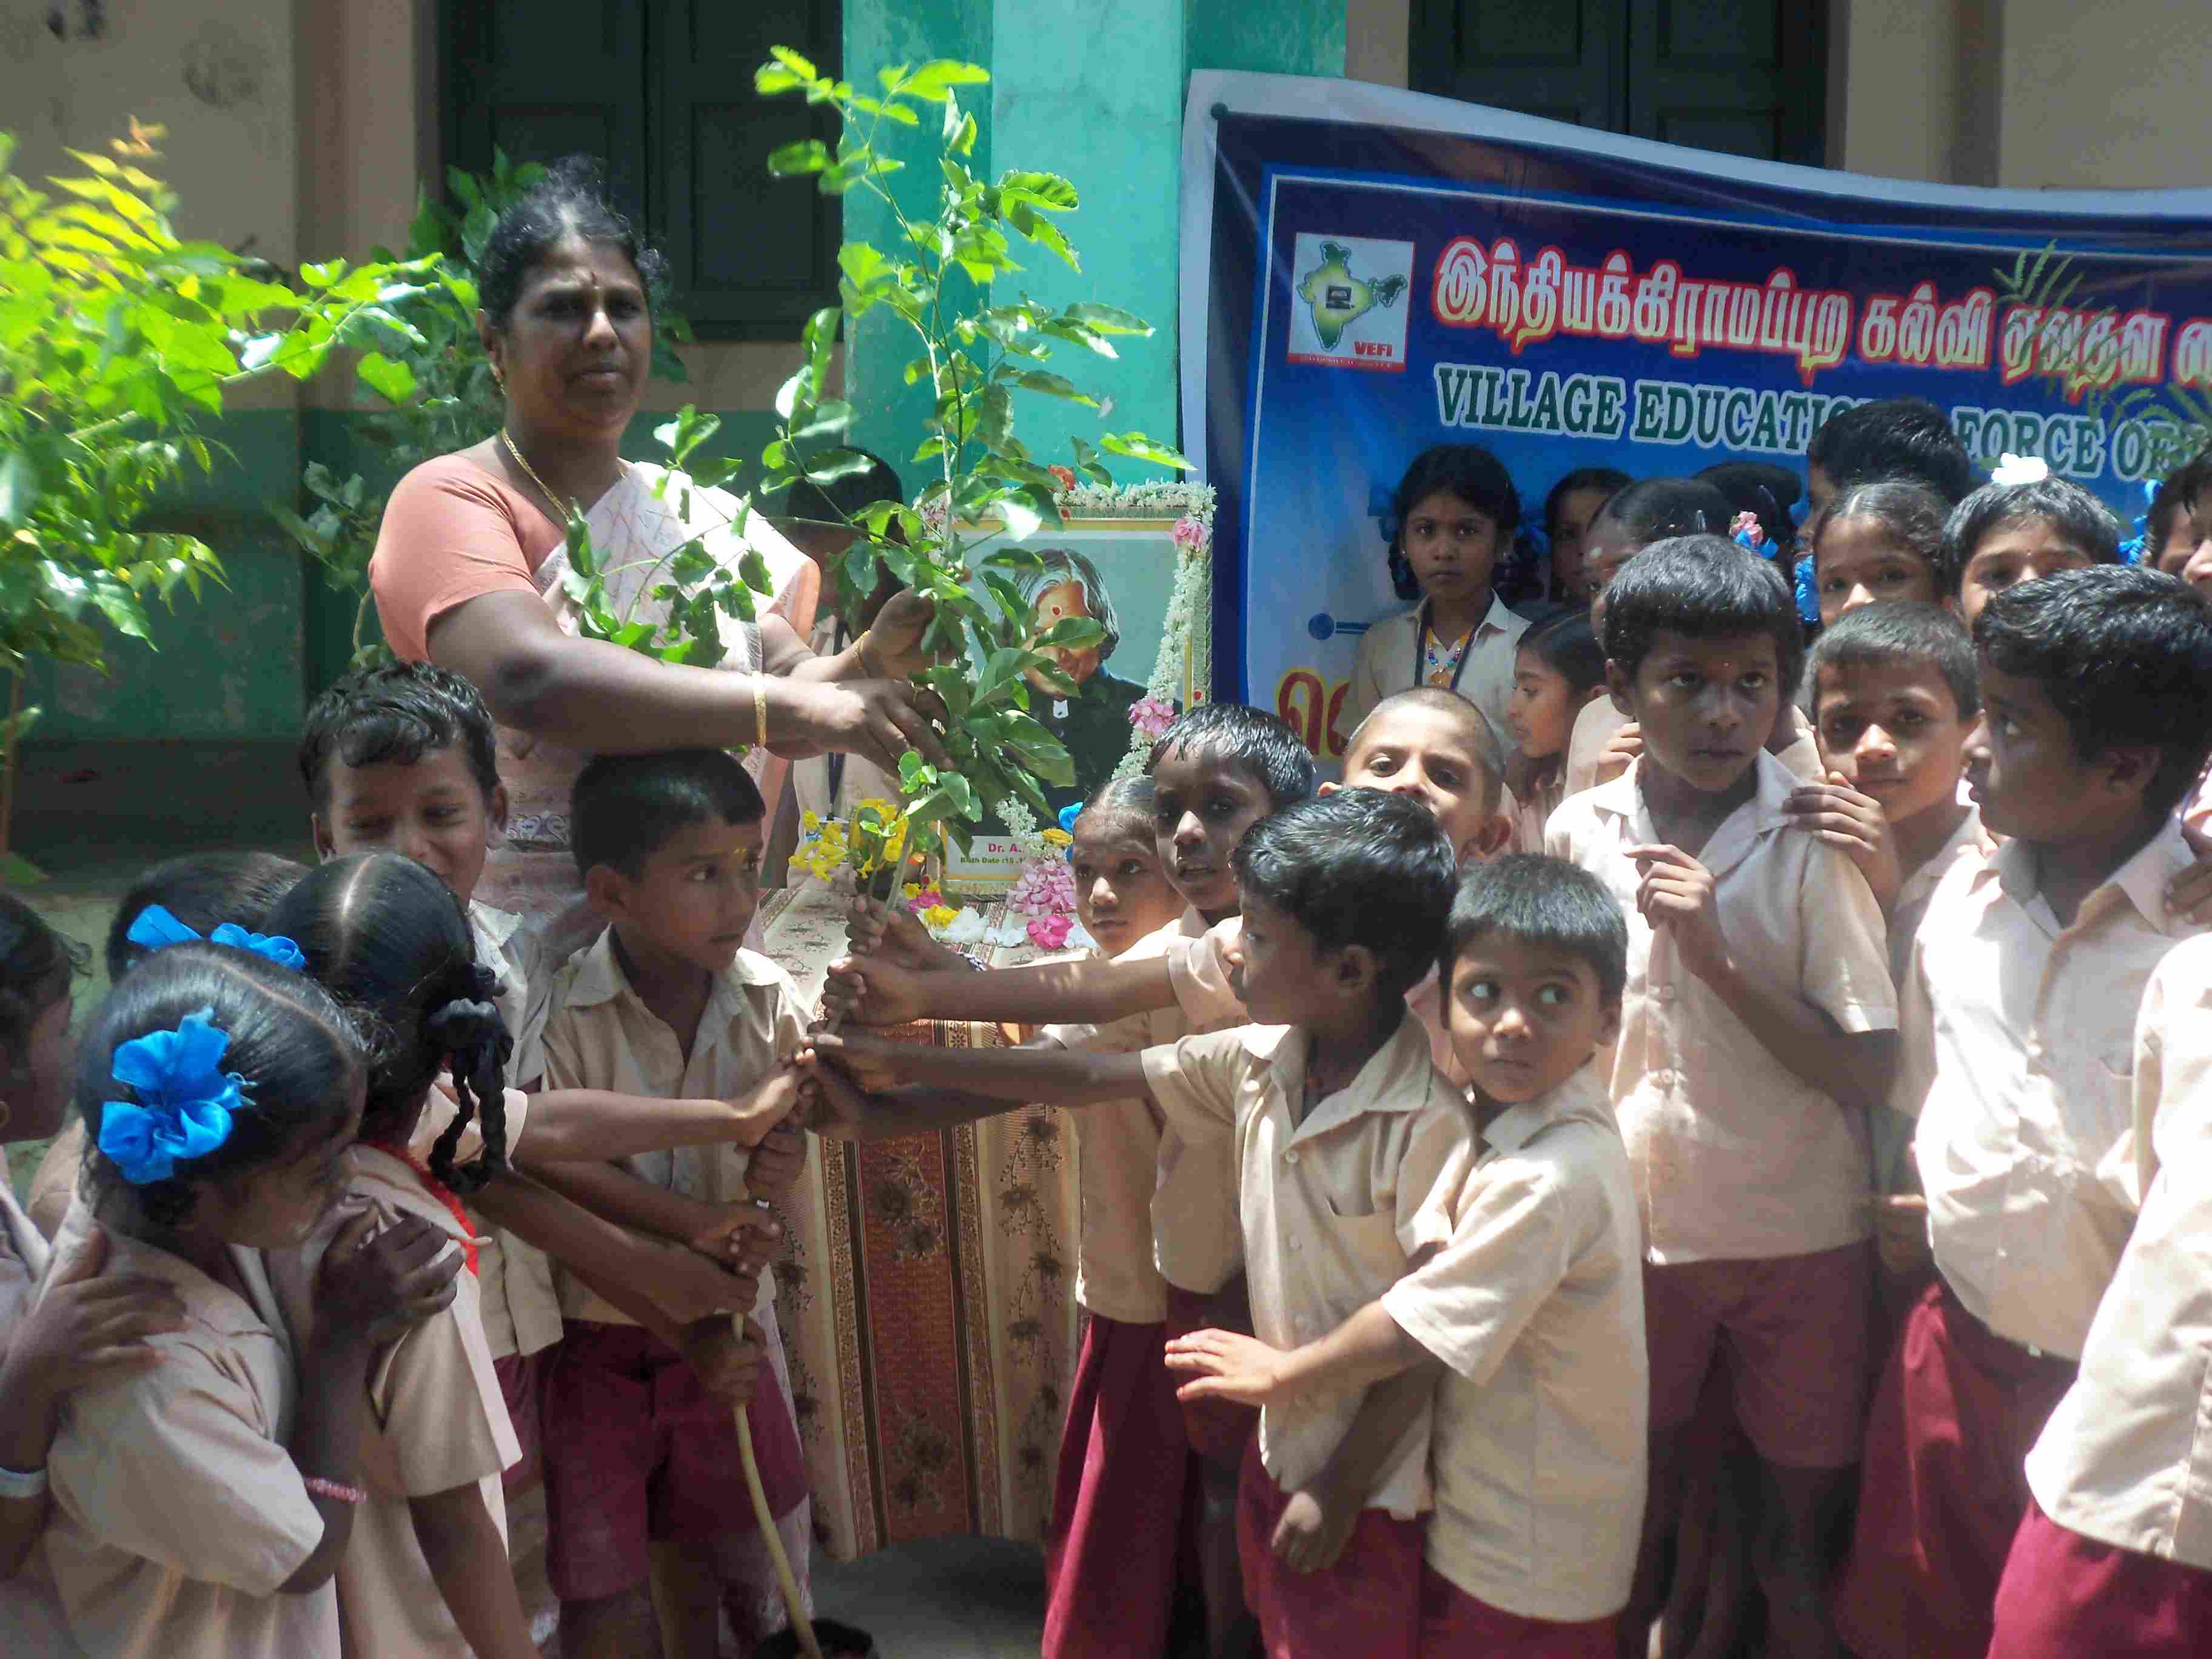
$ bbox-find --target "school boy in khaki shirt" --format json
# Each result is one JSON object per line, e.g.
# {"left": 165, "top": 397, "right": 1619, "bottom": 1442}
{"left": 808, "top": 789, "right": 1473, "bottom": 1659}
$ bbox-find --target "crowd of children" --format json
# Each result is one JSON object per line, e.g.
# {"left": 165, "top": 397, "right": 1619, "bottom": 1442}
{"left": 4, "top": 403, "right": 2212, "bottom": 1659}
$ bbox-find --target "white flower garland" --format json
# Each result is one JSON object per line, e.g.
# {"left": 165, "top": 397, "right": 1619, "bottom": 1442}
{"left": 931, "top": 483, "right": 1215, "bottom": 883}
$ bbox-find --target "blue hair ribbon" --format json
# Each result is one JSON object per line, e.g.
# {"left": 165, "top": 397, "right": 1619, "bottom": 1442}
{"left": 98, "top": 1008, "right": 244, "bottom": 1185}
{"left": 2118, "top": 477, "right": 2157, "bottom": 566}
{"left": 126, "top": 905, "right": 306, "bottom": 971}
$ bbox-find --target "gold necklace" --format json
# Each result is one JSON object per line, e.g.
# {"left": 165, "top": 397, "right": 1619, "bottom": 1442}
{"left": 501, "top": 429, "right": 572, "bottom": 520}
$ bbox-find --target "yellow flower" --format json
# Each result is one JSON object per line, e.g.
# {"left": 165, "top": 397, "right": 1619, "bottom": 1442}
{"left": 1041, "top": 828, "right": 1073, "bottom": 848}
{"left": 922, "top": 904, "right": 959, "bottom": 929}
{"left": 903, "top": 882, "right": 923, "bottom": 900}
{"left": 802, "top": 810, "right": 822, "bottom": 832}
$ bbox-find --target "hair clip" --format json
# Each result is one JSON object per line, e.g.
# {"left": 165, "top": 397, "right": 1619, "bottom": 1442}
{"left": 1990, "top": 453, "right": 2050, "bottom": 488}
{"left": 1730, "top": 511, "right": 1766, "bottom": 552}
{"left": 1056, "top": 803, "right": 1083, "bottom": 837}
{"left": 126, "top": 905, "right": 306, "bottom": 971}
{"left": 99, "top": 1008, "right": 244, "bottom": 1185}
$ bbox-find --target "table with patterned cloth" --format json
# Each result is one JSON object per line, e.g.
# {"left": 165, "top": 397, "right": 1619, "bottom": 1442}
{"left": 754, "top": 880, "right": 1085, "bottom": 1561}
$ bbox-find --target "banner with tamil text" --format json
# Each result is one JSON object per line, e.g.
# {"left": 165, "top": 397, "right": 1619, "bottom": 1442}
{"left": 1180, "top": 72, "right": 2212, "bottom": 758}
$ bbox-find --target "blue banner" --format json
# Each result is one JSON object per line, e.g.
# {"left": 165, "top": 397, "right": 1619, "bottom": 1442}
{"left": 1181, "top": 72, "right": 2212, "bottom": 760}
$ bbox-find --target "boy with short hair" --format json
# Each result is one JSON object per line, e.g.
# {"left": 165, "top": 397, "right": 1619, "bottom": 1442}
{"left": 1832, "top": 565, "right": 2212, "bottom": 1659}
{"left": 1803, "top": 395, "right": 1980, "bottom": 515}
{"left": 533, "top": 748, "right": 815, "bottom": 1659}
{"left": 1939, "top": 475, "right": 2122, "bottom": 625}
{"left": 1546, "top": 537, "right": 1899, "bottom": 1659}
{"left": 1165, "top": 854, "right": 1646, "bottom": 1655}
{"left": 809, "top": 789, "right": 1473, "bottom": 1658}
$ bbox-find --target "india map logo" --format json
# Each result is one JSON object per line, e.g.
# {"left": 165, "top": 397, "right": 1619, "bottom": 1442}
{"left": 1287, "top": 233, "right": 1415, "bottom": 372}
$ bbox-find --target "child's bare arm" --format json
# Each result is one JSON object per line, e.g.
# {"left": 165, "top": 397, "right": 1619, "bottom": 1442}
{"left": 1165, "top": 1300, "right": 1429, "bottom": 1406}
{"left": 468, "top": 1170, "right": 774, "bottom": 1326}
{"left": 408, "top": 1483, "right": 538, "bottom": 1659}
{"left": 1631, "top": 843, "right": 1899, "bottom": 1120}
{"left": 820, "top": 950, "right": 1177, "bottom": 1030}
{"left": 806, "top": 1027, "right": 1152, "bottom": 1107}
{"left": 1280, "top": 1367, "right": 1443, "bottom": 1573}
{"left": 803, "top": 1031, "right": 1080, "bottom": 1140}
{"left": 513, "top": 1070, "right": 805, "bottom": 1163}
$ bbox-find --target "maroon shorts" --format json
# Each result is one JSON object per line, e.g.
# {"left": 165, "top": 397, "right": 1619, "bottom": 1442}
{"left": 1418, "top": 1562, "right": 1617, "bottom": 1655}
{"left": 492, "top": 1349, "right": 546, "bottom": 1497}
{"left": 1830, "top": 1278, "right": 2077, "bottom": 1659}
{"left": 1163, "top": 1284, "right": 1259, "bottom": 1470}
{"left": 539, "top": 1320, "right": 809, "bottom": 1604}
{"left": 1643, "top": 1243, "right": 1870, "bottom": 1468}
{"left": 1988, "top": 1500, "right": 2212, "bottom": 1658}
{"left": 1042, "top": 1314, "right": 1199, "bottom": 1659}
{"left": 1236, "top": 1436, "right": 1421, "bottom": 1659}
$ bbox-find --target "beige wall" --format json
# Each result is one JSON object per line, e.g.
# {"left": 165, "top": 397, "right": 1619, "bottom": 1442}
{"left": 1, "top": 0, "right": 299, "bottom": 258}
{"left": 1346, "top": 0, "right": 1409, "bottom": 87}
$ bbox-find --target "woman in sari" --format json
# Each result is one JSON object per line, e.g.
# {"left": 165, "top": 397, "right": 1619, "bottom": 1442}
{"left": 370, "top": 156, "right": 944, "bottom": 967}
{"left": 367, "top": 157, "right": 927, "bottom": 1651}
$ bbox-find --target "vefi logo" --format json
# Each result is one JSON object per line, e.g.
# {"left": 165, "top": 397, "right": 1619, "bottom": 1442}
{"left": 1287, "top": 234, "right": 1414, "bottom": 372}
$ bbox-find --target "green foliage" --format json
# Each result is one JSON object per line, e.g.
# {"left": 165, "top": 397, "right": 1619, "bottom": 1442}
{"left": 755, "top": 49, "right": 1191, "bottom": 860}
{"left": 275, "top": 150, "right": 700, "bottom": 670}
{"left": 0, "top": 123, "right": 434, "bottom": 856}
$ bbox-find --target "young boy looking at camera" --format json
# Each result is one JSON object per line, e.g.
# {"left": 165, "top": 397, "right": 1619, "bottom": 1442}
{"left": 1165, "top": 854, "right": 1646, "bottom": 1655}
{"left": 1546, "top": 537, "right": 1899, "bottom": 1659}
{"left": 808, "top": 790, "right": 1474, "bottom": 1659}
{"left": 1833, "top": 566, "right": 2212, "bottom": 1659}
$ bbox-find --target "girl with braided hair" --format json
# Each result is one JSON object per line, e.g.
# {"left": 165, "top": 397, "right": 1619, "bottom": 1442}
{"left": 263, "top": 853, "right": 801, "bottom": 1658}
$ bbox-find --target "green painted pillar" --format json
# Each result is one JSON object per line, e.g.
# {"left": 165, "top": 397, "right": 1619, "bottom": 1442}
{"left": 843, "top": 0, "right": 993, "bottom": 487}
{"left": 1185, "top": 2, "right": 1347, "bottom": 77}
{"left": 989, "top": 2, "right": 1189, "bottom": 468}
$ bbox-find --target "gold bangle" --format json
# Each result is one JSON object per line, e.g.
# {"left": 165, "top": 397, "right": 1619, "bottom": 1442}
{"left": 754, "top": 677, "right": 768, "bottom": 752}
{"left": 853, "top": 629, "right": 878, "bottom": 679}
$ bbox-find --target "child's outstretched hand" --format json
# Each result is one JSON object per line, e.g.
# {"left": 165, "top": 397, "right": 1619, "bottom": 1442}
{"left": 317, "top": 1210, "right": 463, "bottom": 1346}
{"left": 729, "top": 1066, "right": 808, "bottom": 1147}
{"left": 687, "top": 1205, "right": 783, "bottom": 1282}
{"left": 677, "top": 1315, "right": 764, "bottom": 1406}
{"left": 1594, "top": 721, "right": 1643, "bottom": 786}
{"left": 1628, "top": 844, "right": 1729, "bottom": 980}
{"left": 847, "top": 894, "right": 967, "bottom": 974}
{"left": 745, "top": 1118, "right": 809, "bottom": 1207}
{"left": 794, "top": 1042, "right": 882, "bottom": 1136}
{"left": 1273, "top": 1484, "right": 1361, "bottom": 1575}
{"left": 1783, "top": 774, "right": 1903, "bottom": 912}
{"left": 1163, "top": 1327, "right": 1297, "bottom": 1407}
{"left": 0, "top": 1224, "right": 186, "bottom": 1423}
{"left": 820, "top": 954, "right": 927, "bottom": 1029}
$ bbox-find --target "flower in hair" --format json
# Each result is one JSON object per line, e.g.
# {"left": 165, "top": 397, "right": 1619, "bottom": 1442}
{"left": 1729, "top": 511, "right": 1765, "bottom": 552}
{"left": 1991, "top": 453, "right": 2049, "bottom": 487}
{"left": 126, "top": 905, "right": 306, "bottom": 971}
{"left": 98, "top": 1009, "right": 244, "bottom": 1185}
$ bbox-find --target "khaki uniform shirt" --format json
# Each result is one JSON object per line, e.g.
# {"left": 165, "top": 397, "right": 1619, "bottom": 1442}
{"left": 44, "top": 1219, "right": 338, "bottom": 1659}
{"left": 1907, "top": 822, "right": 2205, "bottom": 1359}
{"left": 1548, "top": 754, "right": 1897, "bottom": 1262}
{"left": 538, "top": 933, "right": 807, "bottom": 1324}
{"left": 1381, "top": 1068, "right": 1646, "bottom": 1622}
{"left": 1140, "top": 1015, "right": 1471, "bottom": 1513}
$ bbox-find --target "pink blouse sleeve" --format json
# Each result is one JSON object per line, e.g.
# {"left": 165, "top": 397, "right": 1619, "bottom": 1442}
{"left": 367, "top": 457, "right": 564, "bottom": 662}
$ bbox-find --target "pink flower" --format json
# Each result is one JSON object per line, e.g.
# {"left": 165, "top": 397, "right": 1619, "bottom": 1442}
{"left": 1007, "top": 855, "right": 1078, "bottom": 917}
{"left": 1729, "top": 511, "right": 1765, "bottom": 551}
{"left": 1171, "top": 515, "right": 1206, "bottom": 554}
{"left": 905, "top": 888, "right": 946, "bottom": 916}
{"left": 1127, "top": 695, "right": 1176, "bottom": 740}
{"left": 1026, "top": 913, "right": 1074, "bottom": 951}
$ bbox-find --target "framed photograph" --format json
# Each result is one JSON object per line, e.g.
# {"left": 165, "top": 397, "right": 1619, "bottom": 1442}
{"left": 943, "top": 501, "right": 1210, "bottom": 896}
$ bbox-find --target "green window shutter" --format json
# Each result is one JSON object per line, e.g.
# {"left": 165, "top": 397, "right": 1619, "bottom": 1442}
{"left": 1626, "top": 0, "right": 1827, "bottom": 165}
{"left": 1407, "top": 0, "right": 1826, "bottom": 166}
{"left": 442, "top": 0, "right": 649, "bottom": 221}
{"left": 1409, "top": 0, "right": 1625, "bottom": 131}
{"left": 651, "top": 0, "right": 843, "bottom": 339}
